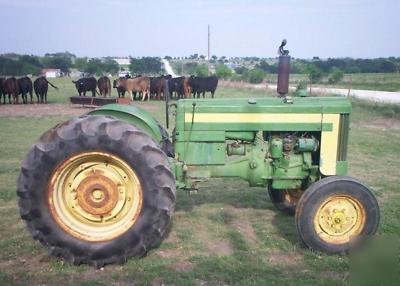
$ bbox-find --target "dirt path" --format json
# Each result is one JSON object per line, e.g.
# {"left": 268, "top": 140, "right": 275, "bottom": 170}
{"left": 162, "top": 59, "right": 178, "bottom": 77}
{"left": 0, "top": 102, "right": 161, "bottom": 117}
{"left": 0, "top": 103, "right": 88, "bottom": 117}
{"left": 310, "top": 87, "right": 400, "bottom": 104}
{"left": 219, "top": 81, "right": 400, "bottom": 104}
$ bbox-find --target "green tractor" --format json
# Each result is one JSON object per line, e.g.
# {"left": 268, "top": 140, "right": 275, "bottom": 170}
{"left": 17, "top": 53, "right": 379, "bottom": 267}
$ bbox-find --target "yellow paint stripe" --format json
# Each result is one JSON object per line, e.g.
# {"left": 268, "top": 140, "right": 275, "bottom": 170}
{"left": 320, "top": 114, "right": 340, "bottom": 176}
{"left": 184, "top": 113, "right": 322, "bottom": 123}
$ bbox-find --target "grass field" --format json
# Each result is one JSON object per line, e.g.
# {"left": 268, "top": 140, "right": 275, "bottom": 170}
{"left": 0, "top": 79, "right": 399, "bottom": 285}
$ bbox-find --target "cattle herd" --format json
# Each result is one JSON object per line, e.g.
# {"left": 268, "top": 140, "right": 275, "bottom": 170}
{"left": 80, "top": 75, "right": 219, "bottom": 101}
{"left": 0, "top": 76, "right": 58, "bottom": 104}
{"left": 0, "top": 74, "right": 218, "bottom": 105}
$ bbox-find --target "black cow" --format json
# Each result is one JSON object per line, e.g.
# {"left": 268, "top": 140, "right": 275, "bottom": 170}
{"left": 17, "top": 77, "right": 33, "bottom": 104}
{"left": 189, "top": 76, "right": 218, "bottom": 98}
{"left": 3, "top": 77, "right": 19, "bottom": 104}
{"left": 72, "top": 77, "right": 98, "bottom": 97}
{"left": 98, "top": 76, "right": 111, "bottom": 97}
{"left": 150, "top": 75, "right": 170, "bottom": 100}
{"left": 34, "top": 77, "right": 58, "bottom": 103}
{"left": 168, "top": 76, "right": 185, "bottom": 99}
{"left": 0, "top": 77, "right": 5, "bottom": 104}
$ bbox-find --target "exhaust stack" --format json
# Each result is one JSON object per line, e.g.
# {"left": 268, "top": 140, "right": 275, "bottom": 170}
{"left": 277, "top": 39, "right": 291, "bottom": 97}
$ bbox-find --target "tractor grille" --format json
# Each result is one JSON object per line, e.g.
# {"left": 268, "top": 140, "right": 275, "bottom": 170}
{"left": 337, "top": 114, "right": 350, "bottom": 161}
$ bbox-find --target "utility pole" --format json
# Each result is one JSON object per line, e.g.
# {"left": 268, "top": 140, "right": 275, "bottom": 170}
{"left": 208, "top": 24, "right": 210, "bottom": 75}
{"left": 208, "top": 24, "right": 210, "bottom": 61}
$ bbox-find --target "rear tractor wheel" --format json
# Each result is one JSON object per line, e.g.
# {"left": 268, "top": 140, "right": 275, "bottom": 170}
{"left": 295, "top": 176, "right": 379, "bottom": 254}
{"left": 268, "top": 187, "right": 303, "bottom": 216}
{"left": 17, "top": 115, "right": 176, "bottom": 267}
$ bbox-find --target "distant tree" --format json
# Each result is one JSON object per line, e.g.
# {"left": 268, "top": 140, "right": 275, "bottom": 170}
{"left": 102, "top": 58, "right": 119, "bottom": 75}
{"left": 19, "top": 55, "right": 42, "bottom": 68}
{"left": 199, "top": 55, "right": 206, "bottom": 60}
{"left": 328, "top": 67, "right": 344, "bottom": 84}
{"left": 183, "top": 62, "right": 198, "bottom": 74}
{"left": 84, "top": 58, "right": 103, "bottom": 76}
{"left": 234, "top": 66, "right": 248, "bottom": 75}
{"left": 74, "top": 57, "right": 88, "bottom": 71}
{"left": 164, "top": 56, "right": 172, "bottom": 60}
{"left": 16, "top": 55, "right": 42, "bottom": 75}
{"left": 211, "top": 55, "right": 218, "bottom": 61}
{"left": 42, "top": 56, "right": 72, "bottom": 74}
{"left": 45, "top": 51, "right": 76, "bottom": 59}
{"left": 378, "top": 59, "right": 397, "bottom": 73}
{"left": 0, "top": 56, "right": 22, "bottom": 76}
{"left": 189, "top": 53, "right": 199, "bottom": 60}
{"left": 173, "top": 62, "right": 183, "bottom": 75}
{"left": 215, "top": 64, "right": 232, "bottom": 79}
{"left": 306, "top": 64, "right": 323, "bottom": 83}
{"left": 130, "top": 57, "right": 162, "bottom": 75}
{"left": 195, "top": 64, "right": 209, "bottom": 76}
{"left": 256, "top": 60, "right": 277, "bottom": 73}
{"left": 295, "top": 80, "right": 308, "bottom": 91}
{"left": 244, "top": 68, "right": 265, "bottom": 84}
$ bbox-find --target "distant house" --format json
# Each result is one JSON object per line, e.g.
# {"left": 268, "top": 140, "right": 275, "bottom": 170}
{"left": 69, "top": 69, "right": 83, "bottom": 78}
{"left": 42, "top": 69, "right": 62, "bottom": 78}
{"left": 113, "top": 58, "right": 130, "bottom": 66}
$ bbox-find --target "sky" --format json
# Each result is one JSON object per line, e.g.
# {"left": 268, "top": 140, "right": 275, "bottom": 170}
{"left": 0, "top": 0, "right": 399, "bottom": 59}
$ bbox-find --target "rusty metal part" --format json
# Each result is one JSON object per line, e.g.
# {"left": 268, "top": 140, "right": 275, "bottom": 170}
{"left": 277, "top": 55, "right": 291, "bottom": 96}
{"left": 283, "top": 189, "right": 303, "bottom": 205}
{"left": 76, "top": 173, "right": 119, "bottom": 216}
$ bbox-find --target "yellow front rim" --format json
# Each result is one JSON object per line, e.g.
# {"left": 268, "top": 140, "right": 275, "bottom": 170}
{"left": 48, "top": 151, "right": 143, "bottom": 242}
{"left": 314, "top": 195, "right": 366, "bottom": 244}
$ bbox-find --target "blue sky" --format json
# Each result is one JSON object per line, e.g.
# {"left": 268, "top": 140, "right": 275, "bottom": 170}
{"left": 0, "top": 0, "right": 398, "bottom": 58}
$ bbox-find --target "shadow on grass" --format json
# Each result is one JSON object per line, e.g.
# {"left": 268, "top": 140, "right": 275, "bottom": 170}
{"left": 174, "top": 177, "right": 301, "bottom": 247}
{"left": 174, "top": 178, "right": 274, "bottom": 212}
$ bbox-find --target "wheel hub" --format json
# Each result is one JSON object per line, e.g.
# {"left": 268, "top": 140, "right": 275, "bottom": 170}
{"left": 314, "top": 195, "right": 366, "bottom": 244}
{"left": 75, "top": 173, "right": 119, "bottom": 216}
{"left": 48, "top": 152, "right": 143, "bottom": 242}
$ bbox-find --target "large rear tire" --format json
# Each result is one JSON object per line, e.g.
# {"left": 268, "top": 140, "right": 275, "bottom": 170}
{"left": 295, "top": 176, "right": 379, "bottom": 254}
{"left": 268, "top": 187, "right": 302, "bottom": 216}
{"left": 17, "top": 115, "right": 176, "bottom": 267}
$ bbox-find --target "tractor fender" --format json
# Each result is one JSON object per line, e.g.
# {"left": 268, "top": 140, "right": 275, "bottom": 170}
{"left": 88, "top": 104, "right": 163, "bottom": 143}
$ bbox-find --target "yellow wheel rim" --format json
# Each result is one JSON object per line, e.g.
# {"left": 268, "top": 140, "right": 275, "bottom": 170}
{"left": 48, "top": 151, "right": 143, "bottom": 242}
{"left": 314, "top": 195, "right": 366, "bottom": 244}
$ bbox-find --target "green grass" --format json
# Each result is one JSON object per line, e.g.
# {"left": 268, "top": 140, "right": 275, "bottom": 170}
{"left": 0, "top": 82, "right": 399, "bottom": 285}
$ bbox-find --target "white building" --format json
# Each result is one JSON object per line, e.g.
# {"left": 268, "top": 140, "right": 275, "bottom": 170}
{"left": 113, "top": 58, "right": 130, "bottom": 66}
{"left": 42, "top": 69, "right": 62, "bottom": 78}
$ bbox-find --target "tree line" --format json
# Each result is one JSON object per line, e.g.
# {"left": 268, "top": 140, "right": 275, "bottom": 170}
{"left": 0, "top": 53, "right": 166, "bottom": 77}
{"left": 1, "top": 52, "right": 399, "bottom": 85}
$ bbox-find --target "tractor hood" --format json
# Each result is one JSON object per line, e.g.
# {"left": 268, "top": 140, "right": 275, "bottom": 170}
{"left": 176, "top": 96, "right": 351, "bottom": 132}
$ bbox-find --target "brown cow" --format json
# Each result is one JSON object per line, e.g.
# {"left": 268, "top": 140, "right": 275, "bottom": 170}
{"left": 182, "top": 77, "right": 192, "bottom": 98}
{"left": 97, "top": 76, "right": 111, "bottom": 97}
{"left": 114, "top": 77, "right": 150, "bottom": 101}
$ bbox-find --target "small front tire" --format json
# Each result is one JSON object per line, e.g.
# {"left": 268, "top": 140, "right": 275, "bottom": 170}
{"left": 295, "top": 176, "right": 379, "bottom": 254}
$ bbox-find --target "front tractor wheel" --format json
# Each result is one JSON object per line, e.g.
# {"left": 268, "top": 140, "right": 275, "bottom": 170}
{"left": 17, "top": 115, "right": 176, "bottom": 267}
{"left": 295, "top": 176, "right": 379, "bottom": 254}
